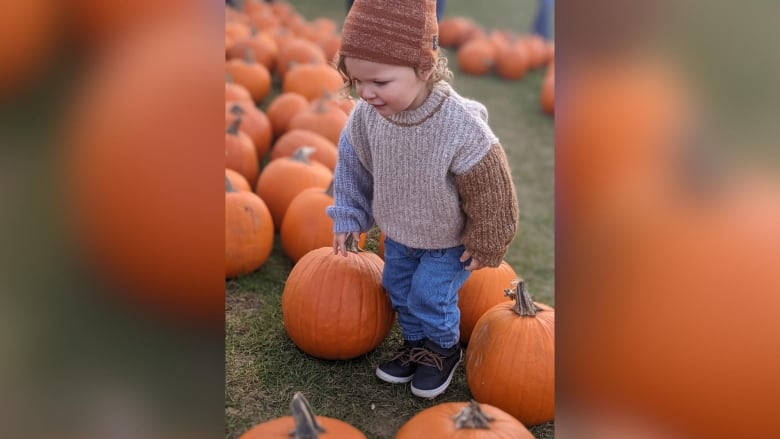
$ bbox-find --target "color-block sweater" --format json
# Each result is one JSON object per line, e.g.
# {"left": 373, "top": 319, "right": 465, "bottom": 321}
{"left": 326, "top": 81, "right": 519, "bottom": 267}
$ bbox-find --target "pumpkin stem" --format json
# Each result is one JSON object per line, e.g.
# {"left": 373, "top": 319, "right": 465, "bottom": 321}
{"left": 289, "top": 392, "right": 326, "bottom": 439}
{"left": 229, "top": 103, "right": 245, "bottom": 116}
{"left": 453, "top": 400, "right": 495, "bottom": 429}
{"left": 291, "top": 146, "right": 316, "bottom": 163}
{"left": 244, "top": 47, "right": 256, "bottom": 64}
{"left": 504, "top": 280, "right": 543, "bottom": 316}
{"left": 225, "top": 176, "right": 236, "bottom": 193}
{"left": 227, "top": 116, "right": 242, "bottom": 135}
{"left": 344, "top": 233, "right": 361, "bottom": 254}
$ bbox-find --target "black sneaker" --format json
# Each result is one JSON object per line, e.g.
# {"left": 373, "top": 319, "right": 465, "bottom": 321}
{"left": 410, "top": 339, "right": 462, "bottom": 398}
{"left": 376, "top": 339, "right": 424, "bottom": 384}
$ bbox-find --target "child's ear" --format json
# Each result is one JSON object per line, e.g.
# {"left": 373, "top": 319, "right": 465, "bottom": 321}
{"left": 418, "top": 67, "right": 434, "bottom": 81}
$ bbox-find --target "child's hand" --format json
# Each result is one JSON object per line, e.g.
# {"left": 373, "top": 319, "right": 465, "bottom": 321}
{"left": 333, "top": 231, "right": 361, "bottom": 257}
{"left": 460, "top": 249, "right": 485, "bottom": 271}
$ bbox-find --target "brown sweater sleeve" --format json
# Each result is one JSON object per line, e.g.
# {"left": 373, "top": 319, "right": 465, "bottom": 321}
{"left": 454, "top": 143, "right": 519, "bottom": 267}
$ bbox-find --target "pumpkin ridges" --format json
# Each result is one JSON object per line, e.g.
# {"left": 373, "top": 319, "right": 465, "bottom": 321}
{"left": 458, "top": 261, "right": 517, "bottom": 344}
{"left": 282, "top": 246, "right": 392, "bottom": 360}
{"left": 466, "top": 282, "right": 555, "bottom": 425}
{"left": 395, "top": 401, "right": 534, "bottom": 438}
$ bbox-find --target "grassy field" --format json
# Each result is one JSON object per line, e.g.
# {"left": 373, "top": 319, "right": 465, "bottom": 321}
{"left": 226, "top": 1, "right": 554, "bottom": 438}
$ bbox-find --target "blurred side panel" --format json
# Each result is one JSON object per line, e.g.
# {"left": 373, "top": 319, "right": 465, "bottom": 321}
{"left": 0, "top": 2, "right": 226, "bottom": 438}
{"left": 556, "top": 0, "right": 780, "bottom": 438}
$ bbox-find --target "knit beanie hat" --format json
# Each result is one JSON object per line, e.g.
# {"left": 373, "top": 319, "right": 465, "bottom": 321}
{"left": 340, "top": 0, "right": 439, "bottom": 73}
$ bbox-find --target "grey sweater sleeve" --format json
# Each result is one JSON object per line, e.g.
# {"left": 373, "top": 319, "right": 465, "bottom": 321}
{"left": 325, "top": 131, "right": 374, "bottom": 233}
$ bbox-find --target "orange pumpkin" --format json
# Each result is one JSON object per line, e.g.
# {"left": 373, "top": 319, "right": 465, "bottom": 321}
{"left": 496, "top": 41, "right": 530, "bottom": 81}
{"left": 255, "top": 147, "right": 333, "bottom": 229}
{"left": 288, "top": 96, "right": 348, "bottom": 144}
{"left": 225, "top": 79, "right": 253, "bottom": 105}
{"left": 457, "top": 38, "right": 496, "bottom": 76}
{"left": 276, "top": 37, "right": 326, "bottom": 78}
{"left": 64, "top": 17, "right": 224, "bottom": 326}
{"left": 396, "top": 400, "right": 534, "bottom": 438}
{"left": 225, "top": 177, "right": 273, "bottom": 278}
{"left": 225, "top": 117, "right": 259, "bottom": 185}
{"left": 282, "top": 63, "right": 344, "bottom": 101}
{"left": 458, "top": 261, "right": 518, "bottom": 344}
{"left": 240, "top": 392, "right": 365, "bottom": 439}
{"left": 227, "top": 30, "right": 278, "bottom": 71}
{"left": 466, "top": 281, "right": 555, "bottom": 425}
{"left": 270, "top": 128, "right": 337, "bottom": 171}
{"left": 225, "top": 51, "right": 272, "bottom": 103}
{"left": 438, "top": 17, "right": 477, "bottom": 48}
{"left": 280, "top": 182, "right": 335, "bottom": 262}
{"left": 225, "top": 101, "right": 273, "bottom": 160}
{"left": 281, "top": 235, "right": 394, "bottom": 360}
{"left": 265, "top": 92, "right": 310, "bottom": 138}
{"left": 226, "top": 168, "right": 252, "bottom": 192}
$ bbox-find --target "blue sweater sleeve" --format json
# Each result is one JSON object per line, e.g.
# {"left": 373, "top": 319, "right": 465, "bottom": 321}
{"left": 326, "top": 131, "right": 374, "bottom": 233}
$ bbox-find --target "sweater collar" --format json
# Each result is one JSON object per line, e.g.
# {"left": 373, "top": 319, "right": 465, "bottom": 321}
{"left": 385, "top": 81, "right": 451, "bottom": 126}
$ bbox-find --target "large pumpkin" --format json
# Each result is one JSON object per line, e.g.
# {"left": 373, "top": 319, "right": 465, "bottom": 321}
{"left": 396, "top": 400, "right": 534, "bottom": 438}
{"left": 281, "top": 236, "right": 394, "bottom": 360}
{"left": 466, "top": 281, "right": 555, "bottom": 425}
{"left": 225, "top": 177, "right": 273, "bottom": 278}
{"left": 240, "top": 392, "right": 365, "bottom": 439}
{"left": 458, "top": 261, "right": 518, "bottom": 344}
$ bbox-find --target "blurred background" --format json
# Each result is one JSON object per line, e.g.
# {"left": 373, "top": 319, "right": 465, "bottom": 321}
{"left": 1, "top": 0, "right": 778, "bottom": 438}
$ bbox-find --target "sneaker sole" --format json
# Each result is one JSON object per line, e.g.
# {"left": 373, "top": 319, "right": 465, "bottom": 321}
{"left": 410, "top": 357, "right": 461, "bottom": 399}
{"left": 376, "top": 367, "right": 414, "bottom": 384}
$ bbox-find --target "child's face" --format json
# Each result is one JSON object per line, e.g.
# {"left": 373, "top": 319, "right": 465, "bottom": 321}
{"left": 344, "top": 57, "right": 433, "bottom": 117}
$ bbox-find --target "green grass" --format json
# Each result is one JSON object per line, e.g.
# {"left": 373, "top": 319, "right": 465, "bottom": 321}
{"left": 226, "top": 1, "right": 554, "bottom": 438}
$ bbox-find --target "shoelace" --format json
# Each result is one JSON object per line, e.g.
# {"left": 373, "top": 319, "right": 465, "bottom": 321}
{"left": 389, "top": 345, "right": 416, "bottom": 366}
{"left": 408, "top": 348, "right": 444, "bottom": 370}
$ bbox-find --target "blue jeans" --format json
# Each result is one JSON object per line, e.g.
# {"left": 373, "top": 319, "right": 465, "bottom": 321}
{"left": 381, "top": 237, "right": 470, "bottom": 348}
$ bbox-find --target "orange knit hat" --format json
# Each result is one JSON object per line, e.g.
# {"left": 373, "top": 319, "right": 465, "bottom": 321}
{"left": 340, "top": 0, "right": 439, "bottom": 72}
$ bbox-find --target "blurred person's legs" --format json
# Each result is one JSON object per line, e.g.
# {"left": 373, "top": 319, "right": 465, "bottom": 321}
{"left": 532, "top": 0, "right": 554, "bottom": 40}
{"left": 347, "top": 0, "right": 446, "bottom": 21}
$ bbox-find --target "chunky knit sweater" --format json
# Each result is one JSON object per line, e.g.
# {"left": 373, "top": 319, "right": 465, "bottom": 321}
{"left": 326, "top": 81, "right": 518, "bottom": 267}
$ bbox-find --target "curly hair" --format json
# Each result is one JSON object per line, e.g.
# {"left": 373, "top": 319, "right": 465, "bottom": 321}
{"left": 333, "top": 51, "right": 454, "bottom": 99}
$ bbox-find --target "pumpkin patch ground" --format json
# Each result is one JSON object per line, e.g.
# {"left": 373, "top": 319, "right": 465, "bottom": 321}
{"left": 225, "top": 1, "right": 554, "bottom": 438}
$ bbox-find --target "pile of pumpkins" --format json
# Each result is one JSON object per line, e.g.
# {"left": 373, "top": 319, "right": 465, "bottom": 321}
{"left": 225, "top": 0, "right": 554, "bottom": 436}
{"left": 439, "top": 16, "right": 555, "bottom": 114}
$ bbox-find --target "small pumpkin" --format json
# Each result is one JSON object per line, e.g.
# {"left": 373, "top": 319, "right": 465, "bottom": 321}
{"left": 282, "top": 63, "right": 344, "bottom": 101}
{"left": 225, "top": 177, "right": 273, "bottom": 278}
{"left": 280, "top": 181, "right": 336, "bottom": 263}
{"left": 225, "top": 117, "right": 259, "bottom": 187}
{"left": 396, "top": 400, "right": 534, "bottom": 438}
{"left": 227, "top": 29, "right": 278, "bottom": 71}
{"left": 225, "top": 50, "right": 272, "bottom": 103}
{"left": 496, "top": 41, "right": 530, "bottom": 81}
{"left": 239, "top": 392, "right": 365, "bottom": 438}
{"left": 265, "top": 92, "right": 310, "bottom": 138}
{"left": 281, "top": 235, "right": 394, "bottom": 360}
{"left": 457, "top": 38, "right": 496, "bottom": 76}
{"left": 226, "top": 101, "right": 273, "bottom": 160}
{"left": 226, "top": 168, "right": 252, "bottom": 192}
{"left": 270, "top": 128, "right": 337, "bottom": 171}
{"left": 255, "top": 146, "right": 333, "bottom": 229}
{"left": 276, "top": 37, "right": 327, "bottom": 78}
{"left": 458, "top": 262, "right": 518, "bottom": 344}
{"left": 288, "top": 96, "right": 348, "bottom": 144}
{"left": 466, "top": 281, "right": 555, "bottom": 425}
